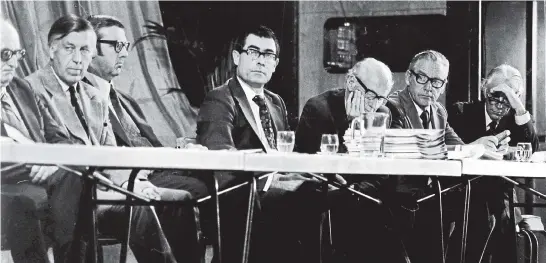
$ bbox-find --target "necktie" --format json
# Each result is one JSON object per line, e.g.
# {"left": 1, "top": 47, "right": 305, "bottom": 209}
{"left": 68, "top": 85, "right": 90, "bottom": 138}
{"left": 487, "top": 121, "right": 497, "bottom": 135}
{"left": 252, "top": 95, "right": 276, "bottom": 149}
{"left": 420, "top": 110, "right": 430, "bottom": 129}
{"left": 1, "top": 88, "right": 30, "bottom": 138}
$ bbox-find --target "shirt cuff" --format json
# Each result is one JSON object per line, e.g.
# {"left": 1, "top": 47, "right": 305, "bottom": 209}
{"left": 514, "top": 111, "right": 531, "bottom": 126}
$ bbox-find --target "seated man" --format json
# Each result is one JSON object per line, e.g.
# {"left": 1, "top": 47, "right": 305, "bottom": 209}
{"left": 449, "top": 64, "right": 539, "bottom": 151}
{"left": 447, "top": 64, "right": 535, "bottom": 263}
{"left": 1, "top": 18, "right": 72, "bottom": 263}
{"left": 388, "top": 50, "right": 512, "bottom": 263}
{"left": 25, "top": 14, "right": 178, "bottom": 263}
{"left": 197, "top": 25, "right": 325, "bottom": 263}
{"left": 295, "top": 58, "right": 407, "bottom": 263}
{"left": 84, "top": 14, "right": 207, "bottom": 263}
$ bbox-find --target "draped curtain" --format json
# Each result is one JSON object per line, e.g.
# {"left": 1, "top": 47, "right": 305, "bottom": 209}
{"left": 1, "top": 0, "right": 198, "bottom": 146}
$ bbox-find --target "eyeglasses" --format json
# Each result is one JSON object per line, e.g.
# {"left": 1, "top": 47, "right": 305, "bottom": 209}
{"left": 409, "top": 70, "right": 447, "bottom": 89}
{"left": 240, "top": 48, "right": 277, "bottom": 62}
{"left": 1, "top": 48, "right": 26, "bottom": 62}
{"left": 486, "top": 95, "right": 511, "bottom": 109}
{"left": 352, "top": 74, "right": 388, "bottom": 106}
{"left": 97, "top": 40, "right": 130, "bottom": 53}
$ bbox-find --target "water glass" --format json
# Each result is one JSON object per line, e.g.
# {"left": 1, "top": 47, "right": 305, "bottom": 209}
{"left": 320, "top": 134, "right": 339, "bottom": 154}
{"left": 277, "top": 131, "right": 295, "bottom": 153}
{"left": 515, "top": 142, "right": 532, "bottom": 162}
{"left": 176, "top": 137, "right": 197, "bottom": 149}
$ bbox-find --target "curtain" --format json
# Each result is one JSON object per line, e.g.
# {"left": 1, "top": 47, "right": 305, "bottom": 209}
{"left": 1, "top": 0, "right": 198, "bottom": 146}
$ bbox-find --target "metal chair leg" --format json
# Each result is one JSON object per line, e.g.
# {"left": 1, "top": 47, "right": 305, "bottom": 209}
{"left": 242, "top": 176, "right": 257, "bottom": 263}
{"left": 120, "top": 169, "right": 140, "bottom": 263}
{"left": 460, "top": 180, "right": 471, "bottom": 263}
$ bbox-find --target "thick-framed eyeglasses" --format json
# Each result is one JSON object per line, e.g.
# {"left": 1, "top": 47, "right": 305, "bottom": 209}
{"left": 486, "top": 95, "right": 511, "bottom": 109}
{"left": 409, "top": 70, "right": 447, "bottom": 89}
{"left": 1, "top": 48, "right": 26, "bottom": 62}
{"left": 240, "top": 48, "right": 277, "bottom": 62}
{"left": 352, "top": 74, "right": 388, "bottom": 106}
{"left": 97, "top": 40, "right": 130, "bottom": 53}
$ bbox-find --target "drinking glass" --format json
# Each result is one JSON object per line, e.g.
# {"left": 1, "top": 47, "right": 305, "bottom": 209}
{"left": 320, "top": 134, "right": 339, "bottom": 154}
{"left": 277, "top": 131, "right": 295, "bottom": 153}
{"left": 354, "top": 112, "right": 388, "bottom": 157}
{"left": 176, "top": 137, "right": 197, "bottom": 149}
{"left": 515, "top": 142, "right": 532, "bottom": 162}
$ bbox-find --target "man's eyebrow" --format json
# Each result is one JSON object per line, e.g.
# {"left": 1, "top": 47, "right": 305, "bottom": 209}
{"left": 246, "top": 45, "right": 275, "bottom": 53}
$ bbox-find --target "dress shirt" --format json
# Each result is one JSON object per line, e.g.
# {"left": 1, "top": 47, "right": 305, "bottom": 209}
{"left": 484, "top": 103, "right": 531, "bottom": 129}
{"left": 237, "top": 76, "right": 272, "bottom": 151}
{"left": 52, "top": 69, "right": 83, "bottom": 103}
{"left": 411, "top": 98, "right": 432, "bottom": 129}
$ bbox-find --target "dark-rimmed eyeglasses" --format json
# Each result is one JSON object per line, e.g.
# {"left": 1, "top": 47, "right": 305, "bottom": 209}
{"left": 97, "top": 40, "right": 130, "bottom": 53}
{"left": 409, "top": 69, "right": 447, "bottom": 89}
{"left": 352, "top": 74, "right": 388, "bottom": 106}
{"left": 240, "top": 48, "right": 277, "bottom": 62}
{"left": 486, "top": 95, "right": 511, "bottom": 109}
{"left": 1, "top": 48, "right": 26, "bottom": 62}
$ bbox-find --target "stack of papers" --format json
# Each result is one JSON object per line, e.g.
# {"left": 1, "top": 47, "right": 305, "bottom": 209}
{"left": 383, "top": 129, "right": 448, "bottom": 159}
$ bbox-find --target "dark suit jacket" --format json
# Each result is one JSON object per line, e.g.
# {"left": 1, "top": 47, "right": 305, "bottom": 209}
{"left": 196, "top": 77, "right": 289, "bottom": 190}
{"left": 448, "top": 100, "right": 539, "bottom": 151}
{"left": 389, "top": 87, "right": 464, "bottom": 145}
{"left": 294, "top": 88, "right": 391, "bottom": 154}
{"left": 197, "top": 77, "right": 289, "bottom": 151}
{"left": 83, "top": 73, "right": 162, "bottom": 147}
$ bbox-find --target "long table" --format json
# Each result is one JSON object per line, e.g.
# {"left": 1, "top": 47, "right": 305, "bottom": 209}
{"left": 3, "top": 142, "right": 546, "bottom": 263}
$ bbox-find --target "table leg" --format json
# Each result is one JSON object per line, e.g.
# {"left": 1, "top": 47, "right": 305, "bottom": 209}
{"left": 206, "top": 172, "right": 222, "bottom": 263}
{"left": 242, "top": 175, "right": 257, "bottom": 263}
{"left": 508, "top": 186, "right": 518, "bottom": 263}
{"left": 460, "top": 179, "right": 471, "bottom": 263}
{"left": 120, "top": 169, "right": 139, "bottom": 263}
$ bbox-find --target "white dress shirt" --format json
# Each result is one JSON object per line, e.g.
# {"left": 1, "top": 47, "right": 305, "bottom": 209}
{"left": 411, "top": 99, "right": 432, "bottom": 129}
{"left": 237, "top": 76, "right": 272, "bottom": 151}
{"left": 484, "top": 103, "right": 531, "bottom": 130}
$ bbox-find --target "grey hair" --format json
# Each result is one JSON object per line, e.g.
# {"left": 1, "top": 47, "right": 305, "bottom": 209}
{"left": 481, "top": 64, "right": 523, "bottom": 95}
{"left": 408, "top": 50, "right": 450, "bottom": 71}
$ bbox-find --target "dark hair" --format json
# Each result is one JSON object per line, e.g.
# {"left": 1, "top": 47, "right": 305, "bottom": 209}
{"left": 87, "top": 15, "right": 125, "bottom": 39}
{"left": 47, "top": 14, "right": 94, "bottom": 45}
{"left": 233, "top": 25, "right": 280, "bottom": 56}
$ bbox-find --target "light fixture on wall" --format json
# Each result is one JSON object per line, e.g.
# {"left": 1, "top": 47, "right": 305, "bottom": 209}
{"left": 324, "top": 21, "right": 357, "bottom": 73}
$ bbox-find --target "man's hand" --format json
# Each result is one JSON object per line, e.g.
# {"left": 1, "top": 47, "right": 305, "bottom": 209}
{"left": 470, "top": 136, "right": 499, "bottom": 151}
{"left": 29, "top": 165, "right": 59, "bottom": 184}
{"left": 345, "top": 90, "right": 365, "bottom": 119}
{"left": 132, "top": 180, "right": 161, "bottom": 200}
{"left": 495, "top": 130, "right": 511, "bottom": 152}
{"left": 490, "top": 84, "right": 526, "bottom": 115}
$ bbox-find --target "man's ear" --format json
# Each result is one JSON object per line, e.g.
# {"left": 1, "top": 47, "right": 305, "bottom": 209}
{"left": 48, "top": 42, "right": 57, "bottom": 60}
{"left": 404, "top": 70, "right": 411, "bottom": 85}
{"left": 272, "top": 58, "right": 279, "bottom": 72}
{"left": 232, "top": 50, "right": 240, "bottom": 66}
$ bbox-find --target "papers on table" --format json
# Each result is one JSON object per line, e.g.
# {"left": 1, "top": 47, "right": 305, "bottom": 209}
{"left": 383, "top": 129, "right": 448, "bottom": 159}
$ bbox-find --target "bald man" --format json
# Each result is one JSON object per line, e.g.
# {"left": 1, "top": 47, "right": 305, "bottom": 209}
{"left": 295, "top": 57, "right": 393, "bottom": 154}
{"left": 294, "top": 58, "right": 405, "bottom": 262}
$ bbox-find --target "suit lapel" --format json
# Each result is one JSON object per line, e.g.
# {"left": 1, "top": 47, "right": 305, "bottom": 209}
{"left": 399, "top": 88, "right": 422, "bottom": 129}
{"left": 430, "top": 104, "right": 443, "bottom": 129}
{"left": 40, "top": 67, "right": 92, "bottom": 145}
{"left": 264, "top": 93, "right": 283, "bottom": 133}
{"left": 78, "top": 82, "right": 100, "bottom": 145}
{"left": 229, "top": 78, "right": 270, "bottom": 151}
{"left": 8, "top": 85, "right": 42, "bottom": 142}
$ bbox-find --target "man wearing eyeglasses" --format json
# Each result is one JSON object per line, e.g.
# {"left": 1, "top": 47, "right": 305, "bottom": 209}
{"left": 449, "top": 64, "right": 538, "bottom": 151}
{"left": 197, "top": 25, "right": 325, "bottom": 263}
{"left": 0, "top": 18, "right": 76, "bottom": 263}
{"left": 25, "top": 15, "right": 178, "bottom": 263}
{"left": 84, "top": 14, "right": 207, "bottom": 263}
{"left": 294, "top": 58, "right": 408, "bottom": 262}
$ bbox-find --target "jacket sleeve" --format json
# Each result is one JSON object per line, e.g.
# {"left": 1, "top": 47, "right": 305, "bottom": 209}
{"left": 294, "top": 100, "right": 324, "bottom": 154}
{"left": 33, "top": 88, "right": 72, "bottom": 144}
{"left": 196, "top": 89, "right": 237, "bottom": 150}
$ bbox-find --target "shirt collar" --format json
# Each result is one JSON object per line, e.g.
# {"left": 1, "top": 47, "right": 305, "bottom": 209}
{"left": 410, "top": 96, "right": 430, "bottom": 117}
{"left": 484, "top": 103, "right": 494, "bottom": 127}
{"left": 237, "top": 76, "right": 264, "bottom": 103}
{"left": 93, "top": 75, "right": 113, "bottom": 98}
{"left": 51, "top": 67, "right": 74, "bottom": 92}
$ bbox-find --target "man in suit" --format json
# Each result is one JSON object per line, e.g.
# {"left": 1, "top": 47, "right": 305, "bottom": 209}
{"left": 449, "top": 64, "right": 538, "bottom": 150}
{"left": 197, "top": 25, "right": 325, "bottom": 263}
{"left": 25, "top": 15, "right": 177, "bottom": 263}
{"left": 447, "top": 64, "right": 536, "bottom": 263}
{"left": 294, "top": 58, "right": 411, "bottom": 263}
{"left": 85, "top": 14, "right": 207, "bottom": 263}
{"left": 388, "top": 50, "right": 512, "bottom": 263}
{"left": 1, "top": 18, "right": 75, "bottom": 263}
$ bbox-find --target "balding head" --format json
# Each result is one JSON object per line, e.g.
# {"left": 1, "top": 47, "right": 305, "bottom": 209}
{"left": 344, "top": 58, "right": 393, "bottom": 113}
{"left": 1, "top": 19, "right": 23, "bottom": 88}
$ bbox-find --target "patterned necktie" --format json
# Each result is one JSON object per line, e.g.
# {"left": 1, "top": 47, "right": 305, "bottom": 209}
{"left": 68, "top": 85, "right": 90, "bottom": 138}
{"left": 487, "top": 121, "right": 497, "bottom": 135}
{"left": 1, "top": 88, "right": 30, "bottom": 138}
{"left": 420, "top": 110, "right": 430, "bottom": 129}
{"left": 252, "top": 95, "right": 276, "bottom": 149}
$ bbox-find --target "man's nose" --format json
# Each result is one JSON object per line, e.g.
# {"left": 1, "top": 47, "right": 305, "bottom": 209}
{"left": 423, "top": 81, "right": 433, "bottom": 92}
{"left": 6, "top": 56, "right": 19, "bottom": 68}
{"left": 72, "top": 50, "right": 82, "bottom": 63}
{"left": 118, "top": 46, "right": 129, "bottom": 58}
